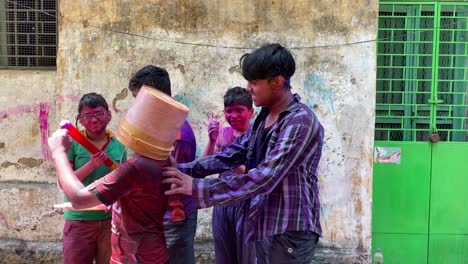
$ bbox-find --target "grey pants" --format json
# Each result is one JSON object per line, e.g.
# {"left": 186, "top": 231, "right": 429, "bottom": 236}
{"left": 164, "top": 211, "right": 198, "bottom": 264}
{"left": 255, "top": 230, "right": 319, "bottom": 264}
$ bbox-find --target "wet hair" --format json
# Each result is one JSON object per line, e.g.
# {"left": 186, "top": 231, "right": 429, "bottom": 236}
{"left": 77, "top": 92, "right": 109, "bottom": 113}
{"left": 240, "top": 43, "right": 295, "bottom": 89}
{"left": 223, "top": 86, "right": 253, "bottom": 109}
{"left": 128, "top": 65, "right": 171, "bottom": 96}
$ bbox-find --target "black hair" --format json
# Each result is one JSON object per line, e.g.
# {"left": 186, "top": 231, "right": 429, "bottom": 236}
{"left": 240, "top": 43, "right": 295, "bottom": 89}
{"left": 78, "top": 92, "right": 109, "bottom": 113}
{"left": 128, "top": 65, "right": 172, "bottom": 96}
{"left": 223, "top": 86, "right": 253, "bottom": 109}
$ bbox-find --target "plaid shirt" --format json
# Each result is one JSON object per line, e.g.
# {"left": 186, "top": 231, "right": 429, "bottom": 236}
{"left": 179, "top": 94, "right": 324, "bottom": 241}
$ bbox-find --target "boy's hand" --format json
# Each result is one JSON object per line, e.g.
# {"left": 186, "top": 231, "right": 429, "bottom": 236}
{"left": 90, "top": 151, "right": 109, "bottom": 168}
{"left": 207, "top": 120, "right": 220, "bottom": 143}
{"left": 233, "top": 165, "right": 246, "bottom": 174}
{"left": 162, "top": 167, "right": 193, "bottom": 196}
{"left": 48, "top": 129, "right": 72, "bottom": 156}
{"left": 167, "top": 155, "right": 177, "bottom": 168}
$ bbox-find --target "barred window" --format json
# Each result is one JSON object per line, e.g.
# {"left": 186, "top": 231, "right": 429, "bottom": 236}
{"left": 0, "top": 0, "right": 58, "bottom": 69}
{"left": 375, "top": 3, "right": 468, "bottom": 142}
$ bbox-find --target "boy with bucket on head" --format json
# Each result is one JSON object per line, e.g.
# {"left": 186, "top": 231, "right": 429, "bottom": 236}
{"left": 162, "top": 43, "right": 324, "bottom": 263}
{"left": 128, "top": 65, "right": 198, "bottom": 264}
{"left": 62, "top": 92, "right": 127, "bottom": 264}
{"left": 48, "top": 86, "right": 189, "bottom": 264}
{"left": 202, "top": 86, "right": 255, "bottom": 263}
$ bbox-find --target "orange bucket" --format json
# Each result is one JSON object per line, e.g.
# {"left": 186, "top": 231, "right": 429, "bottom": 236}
{"left": 115, "top": 85, "right": 189, "bottom": 160}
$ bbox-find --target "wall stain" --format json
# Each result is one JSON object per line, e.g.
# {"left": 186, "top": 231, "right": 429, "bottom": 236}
{"left": 1, "top": 158, "right": 43, "bottom": 168}
{"left": 304, "top": 73, "right": 335, "bottom": 113}
{"left": 228, "top": 65, "right": 240, "bottom": 74}
{"left": 154, "top": 1, "right": 209, "bottom": 32}
{"left": 30, "top": 124, "right": 39, "bottom": 138}
{"left": 18, "top": 158, "right": 43, "bottom": 168}
{"left": 0, "top": 142, "right": 4, "bottom": 148}
{"left": 0, "top": 212, "right": 10, "bottom": 228}
{"left": 176, "top": 64, "right": 186, "bottom": 74}
{"left": 14, "top": 240, "right": 28, "bottom": 254}
{"left": 351, "top": 170, "right": 364, "bottom": 251}
{"left": 112, "top": 88, "right": 128, "bottom": 113}
{"left": 312, "top": 15, "right": 351, "bottom": 35}
{"left": 1, "top": 161, "right": 18, "bottom": 168}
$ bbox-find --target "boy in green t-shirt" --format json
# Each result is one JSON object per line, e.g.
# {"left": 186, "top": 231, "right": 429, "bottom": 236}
{"left": 62, "top": 93, "right": 126, "bottom": 264}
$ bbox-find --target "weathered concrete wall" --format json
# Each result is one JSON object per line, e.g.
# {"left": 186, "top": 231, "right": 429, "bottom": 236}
{"left": 1, "top": 0, "right": 378, "bottom": 262}
{"left": 0, "top": 71, "right": 63, "bottom": 241}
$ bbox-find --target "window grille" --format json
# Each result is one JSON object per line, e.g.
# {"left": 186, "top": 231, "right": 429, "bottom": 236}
{"left": 0, "top": 0, "right": 57, "bottom": 69}
{"left": 375, "top": 3, "right": 468, "bottom": 142}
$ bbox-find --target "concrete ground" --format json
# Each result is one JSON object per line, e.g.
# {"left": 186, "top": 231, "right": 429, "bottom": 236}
{"left": 0, "top": 239, "right": 369, "bottom": 263}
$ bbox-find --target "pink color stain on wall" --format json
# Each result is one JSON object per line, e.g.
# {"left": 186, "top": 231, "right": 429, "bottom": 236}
{"left": 0, "top": 104, "right": 36, "bottom": 121}
{"left": 0, "top": 103, "right": 53, "bottom": 161}
{"left": 39, "top": 103, "right": 51, "bottom": 161}
{"left": 0, "top": 94, "right": 97, "bottom": 161}
{"left": 55, "top": 94, "right": 80, "bottom": 104}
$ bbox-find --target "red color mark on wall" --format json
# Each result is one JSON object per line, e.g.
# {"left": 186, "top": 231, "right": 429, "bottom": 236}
{"left": 39, "top": 103, "right": 51, "bottom": 161}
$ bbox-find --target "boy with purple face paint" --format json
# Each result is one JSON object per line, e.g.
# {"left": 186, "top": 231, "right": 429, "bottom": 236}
{"left": 202, "top": 87, "right": 255, "bottom": 264}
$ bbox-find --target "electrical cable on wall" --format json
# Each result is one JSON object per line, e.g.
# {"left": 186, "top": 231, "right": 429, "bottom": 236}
{"left": 5, "top": 0, "right": 467, "bottom": 50}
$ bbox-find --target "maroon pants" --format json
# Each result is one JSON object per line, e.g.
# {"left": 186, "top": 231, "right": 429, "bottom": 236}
{"left": 110, "top": 232, "right": 168, "bottom": 264}
{"left": 62, "top": 218, "right": 112, "bottom": 264}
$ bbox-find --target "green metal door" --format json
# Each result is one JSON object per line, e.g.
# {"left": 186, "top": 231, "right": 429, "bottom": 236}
{"left": 429, "top": 144, "right": 468, "bottom": 264}
{"left": 373, "top": 2, "right": 468, "bottom": 263}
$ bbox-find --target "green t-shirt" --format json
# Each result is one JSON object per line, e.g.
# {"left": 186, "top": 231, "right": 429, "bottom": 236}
{"left": 64, "top": 131, "right": 127, "bottom": 221}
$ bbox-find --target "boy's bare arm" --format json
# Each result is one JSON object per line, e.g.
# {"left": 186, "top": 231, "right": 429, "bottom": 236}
{"left": 49, "top": 129, "right": 103, "bottom": 209}
{"left": 54, "top": 202, "right": 108, "bottom": 211}
{"left": 73, "top": 152, "right": 109, "bottom": 181}
{"left": 202, "top": 120, "right": 219, "bottom": 157}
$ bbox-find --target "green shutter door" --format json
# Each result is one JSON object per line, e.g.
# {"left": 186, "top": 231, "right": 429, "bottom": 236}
{"left": 373, "top": 2, "right": 468, "bottom": 263}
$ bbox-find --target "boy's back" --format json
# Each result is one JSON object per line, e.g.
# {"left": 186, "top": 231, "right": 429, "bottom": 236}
{"left": 88, "top": 155, "right": 169, "bottom": 263}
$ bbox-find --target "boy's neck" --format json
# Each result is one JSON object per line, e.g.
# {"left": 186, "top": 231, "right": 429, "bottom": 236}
{"left": 233, "top": 128, "right": 246, "bottom": 137}
{"left": 265, "top": 90, "right": 294, "bottom": 127}
{"left": 86, "top": 130, "right": 109, "bottom": 146}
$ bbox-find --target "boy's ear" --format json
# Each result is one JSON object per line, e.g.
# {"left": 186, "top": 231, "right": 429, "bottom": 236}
{"left": 271, "top": 76, "right": 285, "bottom": 90}
{"left": 248, "top": 108, "right": 254, "bottom": 119}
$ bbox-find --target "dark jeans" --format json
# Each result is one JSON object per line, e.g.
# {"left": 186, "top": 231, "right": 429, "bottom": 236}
{"left": 255, "top": 230, "right": 319, "bottom": 264}
{"left": 212, "top": 205, "right": 256, "bottom": 264}
{"left": 164, "top": 211, "right": 198, "bottom": 264}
